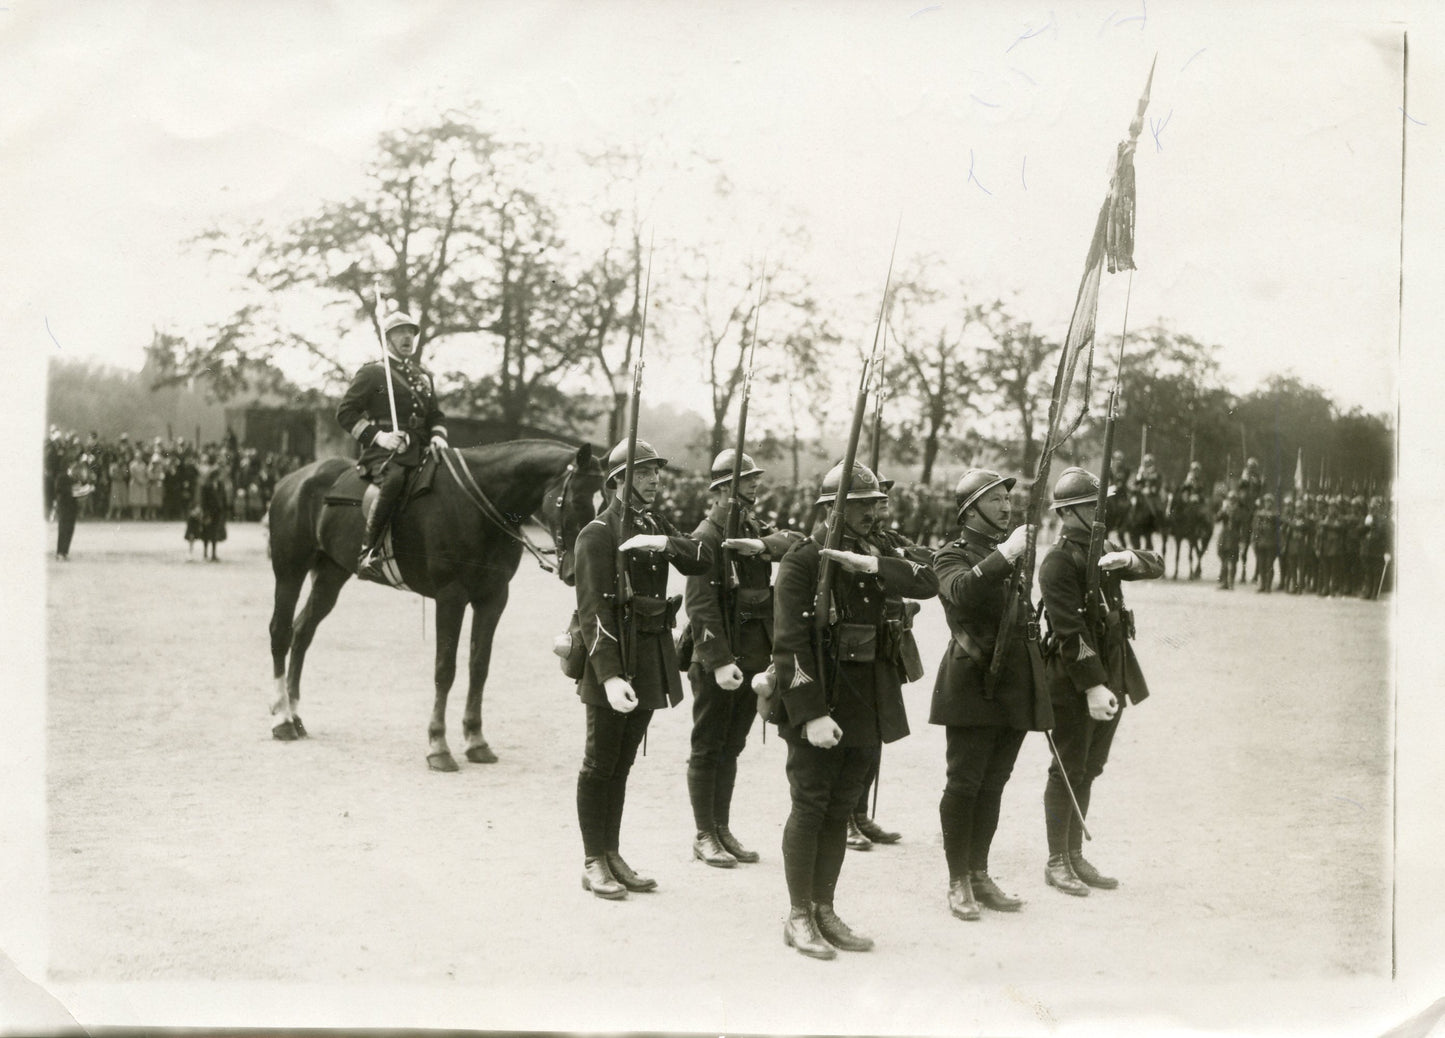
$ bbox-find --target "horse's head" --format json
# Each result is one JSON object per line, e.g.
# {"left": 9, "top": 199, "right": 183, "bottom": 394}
{"left": 539, "top": 443, "right": 605, "bottom": 587}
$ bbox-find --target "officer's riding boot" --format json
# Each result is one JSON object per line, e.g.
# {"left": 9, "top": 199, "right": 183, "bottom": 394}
{"left": 713, "top": 757, "right": 759, "bottom": 863}
{"left": 359, "top": 471, "right": 403, "bottom": 575}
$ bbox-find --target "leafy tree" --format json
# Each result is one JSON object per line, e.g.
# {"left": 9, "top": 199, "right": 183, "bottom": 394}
{"left": 975, "top": 308, "right": 1059, "bottom": 476}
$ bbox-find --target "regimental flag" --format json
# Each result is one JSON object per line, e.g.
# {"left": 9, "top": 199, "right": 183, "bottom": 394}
{"left": 1048, "top": 57, "right": 1157, "bottom": 449}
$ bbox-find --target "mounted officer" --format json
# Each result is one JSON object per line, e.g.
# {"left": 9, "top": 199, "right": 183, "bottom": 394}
{"left": 1038, "top": 466, "right": 1163, "bottom": 897}
{"left": 571, "top": 438, "right": 712, "bottom": 900}
{"left": 336, "top": 310, "right": 448, "bottom": 579}
{"left": 1178, "top": 461, "right": 1208, "bottom": 506}
{"left": 683, "top": 449, "right": 802, "bottom": 868}
{"left": 929, "top": 468, "right": 1035, "bottom": 921}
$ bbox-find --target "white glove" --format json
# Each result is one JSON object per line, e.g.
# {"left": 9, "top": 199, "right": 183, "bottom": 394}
{"left": 804, "top": 715, "right": 843, "bottom": 748}
{"left": 603, "top": 676, "right": 638, "bottom": 713}
{"left": 721, "top": 537, "right": 766, "bottom": 556}
{"left": 429, "top": 434, "right": 448, "bottom": 450}
{"left": 1086, "top": 684, "right": 1119, "bottom": 721}
{"left": 1098, "top": 550, "right": 1133, "bottom": 571}
{"left": 373, "top": 430, "right": 408, "bottom": 452}
{"left": 998, "top": 523, "right": 1032, "bottom": 562}
{"left": 714, "top": 663, "right": 744, "bottom": 690}
{"left": 820, "top": 548, "right": 878, "bottom": 574}
{"left": 619, "top": 534, "right": 668, "bottom": 553}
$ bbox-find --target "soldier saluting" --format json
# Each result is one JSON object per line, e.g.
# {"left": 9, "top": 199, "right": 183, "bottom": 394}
{"left": 336, "top": 310, "right": 448, "bottom": 578}
{"left": 769, "top": 460, "right": 939, "bottom": 959}
{"left": 1038, "top": 466, "right": 1163, "bottom": 896}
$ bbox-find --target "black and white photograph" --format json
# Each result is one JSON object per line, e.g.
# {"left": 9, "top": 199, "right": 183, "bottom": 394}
{"left": 4, "top": 2, "right": 1441, "bottom": 1036}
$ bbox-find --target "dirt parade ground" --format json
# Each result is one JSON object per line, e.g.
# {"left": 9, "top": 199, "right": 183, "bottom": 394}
{"left": 13, "top": 519, "right": 1430, "bottom": 1035}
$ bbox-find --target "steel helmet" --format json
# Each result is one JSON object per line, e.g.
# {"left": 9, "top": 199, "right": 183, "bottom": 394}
{"left": 814, "top": 460, "right": 888, "bottom": 505}
{"left": 708, "top": 449, "right": 765, "bottom": 490}
{"left": 1050, "top": 467, "right": 1104, "bottom": 510}
{"left": 605, "top": 439, "right": 668, "bottom": 484}
{"left": 954, "top": 468, "right": 1016, "bottom": 518}
{"left": 383, "top": 311, "right": 420, "bottom": 335}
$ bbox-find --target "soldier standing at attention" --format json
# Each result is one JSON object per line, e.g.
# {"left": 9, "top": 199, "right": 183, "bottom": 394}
{"left": 1215, "top": 492, "right": 1244, "bottom": 590}
{"left": 929, "top": 469, "right": 1035, "bottom": 921}
{"left": 336, "top": 311, "right": 448, "bottom": 580}
{"left": 1237, "top": 457, "right": 1264, "bottom": 583}
{"left": 684, "top": 450, "right": 801, "bottom": 868}
{"left": 769, "top": 461, "right": 939, "bottom": 959}
{"left": 572, "top": 440, "right": 712, "bottom": 900}
{"left": 1038, "top": 467, "right": 1163, "bottom": 897}
{"left": 1251, "top": 493, "right": 1281, "bottom": 593}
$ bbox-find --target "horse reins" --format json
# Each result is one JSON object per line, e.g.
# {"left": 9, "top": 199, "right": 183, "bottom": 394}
{"left": 438, "top": 447, "right": 559, "bottom": 574}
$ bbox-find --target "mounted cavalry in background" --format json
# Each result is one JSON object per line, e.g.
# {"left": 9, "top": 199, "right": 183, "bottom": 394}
{"left": 264, "top": 439, "right": 605, "bottom": 768}
{"left": 1163, "top": 485, "right": 1213, "bottom": 579}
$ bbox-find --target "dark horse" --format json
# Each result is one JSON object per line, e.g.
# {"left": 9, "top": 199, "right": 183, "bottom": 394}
{"left": 1164, "top": 488, "right": 1213, "bottom": 580}
{"left": 264, "top": 439, "right": 604, "bottom": 769}
{"left": 1118, "top": 487, "right": 1165, "bottom": 551}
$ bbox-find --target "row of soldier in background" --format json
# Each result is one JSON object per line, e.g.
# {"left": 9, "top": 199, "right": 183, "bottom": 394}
{"left": 42, "top": 427, "right": 307, "bottom": 524}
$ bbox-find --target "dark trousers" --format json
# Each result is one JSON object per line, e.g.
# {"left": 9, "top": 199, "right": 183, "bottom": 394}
{"left": 853, "top": 756, "right": 879, "bottom": 817}
{"left": 940, "top": 725, "right": 1027, "bottom": 879}
{"left": 1255, "top": 547, "right": 1276, "bottom": 591}
{"left": 56, "top": 505, "right": 77, "bottom": 558}
{"left": 782, "top": 740, "right": 877, "bottom": 909}
{"left": 686, "top": 664, "right": 757, "bottom": 832}
{"left": 365, "top": 462, "right": 409, "bottom": 544}
{"left": 576, "top": 703, "right": 654, "bottom": 859}
{"left": 1044, "top": 692, "right": 1124, "bottom": 856}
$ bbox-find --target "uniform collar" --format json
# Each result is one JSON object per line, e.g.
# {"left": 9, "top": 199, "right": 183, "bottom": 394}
{"left": 960, "top": 524, "right": 1001, "bottom": 549}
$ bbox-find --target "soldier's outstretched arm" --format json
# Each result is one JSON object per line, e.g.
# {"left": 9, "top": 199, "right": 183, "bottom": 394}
{"left": 875, "top": 554, "right": 941, "bottom": 601}
{"left": 653, "top": 511, "right": 714, "bottom": 576}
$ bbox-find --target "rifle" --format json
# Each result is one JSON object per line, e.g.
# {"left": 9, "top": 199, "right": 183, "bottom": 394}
{"left": 868, "top": 346, "right": 886, "bottom": 474}
{"left": 1087, "top": 325, "right": 1132, "bottom": 624}
{"left": 722, "top": 271, "right": 765, "bottom": 653}
{"left": 812, "top": 222, "right": 901, "bottom": 701}
{"left": 615, "top": 238, "right": 654, "bottom": 681}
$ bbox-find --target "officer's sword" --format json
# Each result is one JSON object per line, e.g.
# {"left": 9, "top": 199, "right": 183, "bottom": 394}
{"left": 1043, "top": 731, "right": 1093, "bottom": 842}
{"left": 371, "top": 277, "right": 404, "bottom": 455}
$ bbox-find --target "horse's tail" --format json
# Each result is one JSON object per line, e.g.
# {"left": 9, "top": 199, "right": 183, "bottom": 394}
{"left": 260, "top": 509, "right": 272, "bottom": 559}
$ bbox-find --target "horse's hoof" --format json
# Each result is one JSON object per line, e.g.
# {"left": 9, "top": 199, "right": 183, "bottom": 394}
{"left": 292, "top": 716, "right": 308, "bottom": 738}
{"left": 272, "top": 721, "right": 299, "bottom": 742}
{"left": 427, "top": 752, "right": 460, "bottom": 773}
{"left": 465, "top": 744, "right": 499, "bottom": 764}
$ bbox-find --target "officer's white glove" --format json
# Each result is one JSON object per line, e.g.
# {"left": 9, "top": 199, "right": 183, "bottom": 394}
{"left": 721, "top": 537, "right": 766, "bottom": 556}
{"left": 429, "top": 434, "right": 448, "bottom": 451}
{"left": 998, "top": 523, "right": 1033, "bottom": 562}
{"left": 1085, "top": 684, "right": 1119, "bottom": 721}
{"left": 804, "top": 714, "right": 843, "bottom": 749}
{"left": 1098, "top": 550, "right": 1134, "bottom": 571}
{"left": 820, "top": 548, "right": 878, "bottom": 574}
{"left": 714, "top": 663, "right": 744, "bottom": 690}
{"left": 373, "top": 430, "right": 408, "bottom": 452}
{"left": 603, "top": 676, "right": 638, "bottom": 713}
{"left": 619, "top": 534, "right": 668, "bottom": 553}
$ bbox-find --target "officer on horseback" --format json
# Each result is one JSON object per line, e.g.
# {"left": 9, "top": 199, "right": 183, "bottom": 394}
{"left": 336, "top": 311, "right": 448, "bottom": 579}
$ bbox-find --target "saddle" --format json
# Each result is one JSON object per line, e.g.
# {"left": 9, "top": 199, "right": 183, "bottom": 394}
{"left": 322, "top": 451, "right": 439, "bottom": 514}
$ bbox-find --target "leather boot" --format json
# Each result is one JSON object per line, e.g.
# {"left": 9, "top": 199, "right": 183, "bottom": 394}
{"left": 605, "top": 851, "right": 657, "bottom": 892}
{"left": 1045, "top": 853, "right": 1090, "bottom": 897}
{"left": 692, "top": 830, "right": 738, "bottom": 868}
{"left": 1069, "top": 852, "right": 1119, "bottom": 889}
{"left": 783, "top": 906, "right": 836, "bottom": 960}
{"left": 947, "top": 876, "right": 980, "bottom": 921}
{"left": 845, "top": 816, "right": 873, "bottom": 851}
{"left": 854, "top": 815, "right": 901, "bottom": 844}
{"left": 716, "top": 826, "right": 760, "bottom": 863}
{"left": 581, "top": 856, "right": 627, "bottom": 900}
{"left": 970, "top": 870, "right": 1024, "bottom": 912}
{"left": 813, "top": 902, "right": 874, "bottom": 951}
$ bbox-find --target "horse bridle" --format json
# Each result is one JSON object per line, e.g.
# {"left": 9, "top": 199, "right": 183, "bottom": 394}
{"left": 438, "top": 447, "right": 560, "bottom": 575}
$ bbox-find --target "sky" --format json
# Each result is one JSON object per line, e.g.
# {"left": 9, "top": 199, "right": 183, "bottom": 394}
{"left": 1, "top": 0, "right": 1408, "bottom": 431}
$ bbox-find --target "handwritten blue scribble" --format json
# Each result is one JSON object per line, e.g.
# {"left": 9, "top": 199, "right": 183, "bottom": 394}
{"left": 910, "top": 4, "right": 942, "bottom": 18}
{"left": 1400, "top": 106, "right": 1426, "bottom": 126}
{"left": 1010, "top": 66, "right": 1037, "bottom": 85}
{"left": 1099, "top": 10, "right": 1117, "bottom": 35}
{"left": 1116, "top": 0, "right": 1146, "bottom": 29}
{"left": 1181, "top": 47, "right": 1206, "bottom": 72}
{"left": 1331, "top": 795, "right": 1364, "bottom": 810}
{"left": 968, "top": 150, "right": 992, "bottom": 196}
{"left": 1006, "top": 15, "right": 1052, "bottom": 54}
{"left": 1149, "top": 108, "right": 1172, "bottom": 151}
{"left": 46, "top": 317, "right": 61, "bottom": 349}
{"left": 1021, "top": 155, "right": 1027, "bottom": 190}
{"left": 970, "top": 94, "right": 1001, "bottom": 108}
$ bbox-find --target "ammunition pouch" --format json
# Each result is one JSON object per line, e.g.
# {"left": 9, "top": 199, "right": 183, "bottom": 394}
{"left": 835, "top": 621, "right": 879, "bottom": 664}
{"left": 628, "top": 594, "right": 674, "bottom": 635}
{"left": 732, "top": 586, "right": 774, "bottom": 627}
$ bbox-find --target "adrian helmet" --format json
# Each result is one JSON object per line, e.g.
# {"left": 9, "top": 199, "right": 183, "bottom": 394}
{"left": 605, "top": 438, "right": 668, "bottom": 484}
{"left": 708, "top": 449, "right": 765, "bottom": 491}
{"left": 954, "top": 468, "right": 1016, "bottom": 518}
{"left": 814, "top": 460, "right": 889, "bottom": 505}
{"left": 1050, "top": 467, "right": 1104, "bottom": 510}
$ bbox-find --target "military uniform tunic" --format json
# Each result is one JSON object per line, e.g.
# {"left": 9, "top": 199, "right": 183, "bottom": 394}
{"left": 336, "top": 358, "right": 447, "bottom": 476}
